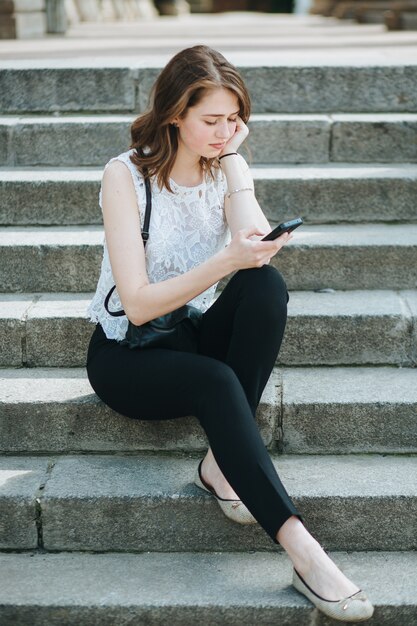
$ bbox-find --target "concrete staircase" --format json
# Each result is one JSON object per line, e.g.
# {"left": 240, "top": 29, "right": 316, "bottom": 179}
{"left": 0, "top": 12, "right": 416, "bottom": 625}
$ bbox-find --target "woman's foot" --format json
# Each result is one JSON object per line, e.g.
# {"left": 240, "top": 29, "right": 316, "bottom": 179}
{"left": 196, "top": 448, "right": 257, "bottom": 524}
{"left": 278, "top": 516, "right": 360, "bottom": 601}
{"left": 200, "top": 447, "right": 240, "bottom": 500}
{"left": 278, "top": 517, "right": 373, "bottom": 621}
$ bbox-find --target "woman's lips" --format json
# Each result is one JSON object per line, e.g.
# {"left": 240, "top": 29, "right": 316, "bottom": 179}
{"left": 210, "top": 143, "right": 225, "bottom": 149}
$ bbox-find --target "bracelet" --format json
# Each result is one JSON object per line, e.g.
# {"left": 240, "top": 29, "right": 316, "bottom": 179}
{"left": 226, "top": 187, "right": 253, "bottom": 199}
{"left": 218, "top": 152, "right": 238, "bottom": 161}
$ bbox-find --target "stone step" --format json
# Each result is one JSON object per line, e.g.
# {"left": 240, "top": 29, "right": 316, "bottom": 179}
{"left": 0, "top": 550, "right": 415, "bottom": 625}
{"left": 1, "top": 62, "right": 417, "bottom": 114}
{"left": 1, "top": 164, "right": 416, "bottom": 226}
{"left": 2, "top": 113, "right": 417, "bottom": 166}
{"left": 0, "top": 366, "right": 278, "bottom": 454}
{"left": 1, "top": 223, "right": 416, "bottom": 292}
{"left": 1, "top": 289, "right": 415, "bottom": 368}
{"left": 1, "top": 366, "right": 416, "bottom": 455}
{"left": 1, "top": 452, "right": 416, "bottom": 552}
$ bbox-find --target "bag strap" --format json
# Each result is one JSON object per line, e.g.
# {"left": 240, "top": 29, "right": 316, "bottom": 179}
{"left": 104, "top": 175, "right": 152, "bottom": 317}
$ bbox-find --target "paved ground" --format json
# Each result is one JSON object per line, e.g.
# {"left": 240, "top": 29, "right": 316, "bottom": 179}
{"left": 1, "top": 12, "right": 417, "bottom": 64}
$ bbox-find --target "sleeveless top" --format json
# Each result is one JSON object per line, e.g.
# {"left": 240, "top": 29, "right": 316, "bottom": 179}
{"left": 86, "top": 149, "right": 231, "bottom": 342}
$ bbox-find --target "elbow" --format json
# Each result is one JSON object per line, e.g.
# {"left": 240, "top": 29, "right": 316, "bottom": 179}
{"left": 123, "top": 284, "right": 150, "bottom": 327}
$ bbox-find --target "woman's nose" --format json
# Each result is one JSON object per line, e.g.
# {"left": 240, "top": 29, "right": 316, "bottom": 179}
{"left": 215, "top": 121, "right": 230, "bottom": 139}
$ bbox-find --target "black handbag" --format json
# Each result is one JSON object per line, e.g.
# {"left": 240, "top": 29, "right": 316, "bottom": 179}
{"left": 104, "top": 176, "right": 202, "bottom": 352}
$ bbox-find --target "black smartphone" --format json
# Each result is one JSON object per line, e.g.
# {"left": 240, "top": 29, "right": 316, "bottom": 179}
{"left": 261, "top": 217, "right": 303, "bottom": 241}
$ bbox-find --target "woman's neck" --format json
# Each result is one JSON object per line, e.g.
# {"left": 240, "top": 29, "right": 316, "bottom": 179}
{"left": 169, "top": 144, "right": 203, "bottom": 187}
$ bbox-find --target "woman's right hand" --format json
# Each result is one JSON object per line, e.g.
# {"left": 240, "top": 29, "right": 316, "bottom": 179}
{"left": 224, "top": 225, "right": 292, "bottom": 272}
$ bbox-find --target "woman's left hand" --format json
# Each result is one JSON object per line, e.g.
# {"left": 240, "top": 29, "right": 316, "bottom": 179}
{"left": 219, "top": 115, "right": 249, "bottom": 155}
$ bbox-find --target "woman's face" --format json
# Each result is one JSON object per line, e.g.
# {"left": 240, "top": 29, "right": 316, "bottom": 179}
{"left": 174, "top": 87, "right": 239, "bottom": 159}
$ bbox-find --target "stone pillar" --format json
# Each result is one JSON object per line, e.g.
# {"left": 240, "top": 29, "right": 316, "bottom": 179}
{"left": 64, "top": 0, "right": 81, "bottom": 24}
{"left": 73, "top": 0, "right": 100, "bottom": 21}
{"left": 45, "top": 0, "right": 67, "bottom": 32}
{"left": 0, "top": 0, "right": 47, "bottom": 39}
{"left": 134, "top": 0, "right": 158, "bottom": 17}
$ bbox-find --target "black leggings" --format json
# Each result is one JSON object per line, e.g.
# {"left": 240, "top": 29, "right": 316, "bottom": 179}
{"left": 86, "top": 265, "right": 303, "bottom": 544}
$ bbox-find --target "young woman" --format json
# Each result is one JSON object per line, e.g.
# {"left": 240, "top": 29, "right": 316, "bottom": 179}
{"left": 86, "top": 45, "right": 373, "bottom": 622}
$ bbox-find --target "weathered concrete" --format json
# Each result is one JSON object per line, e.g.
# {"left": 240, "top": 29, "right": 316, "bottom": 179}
{"left": 2, "top": 165, "right": 416, "bottom": 227}
{"left": 0, "top": 550, "right": 415, "bottom": 625}
{"left": 3, "top": 113, "right": 416, "bottom": 166}
{"left": 0, "top": 67, "right": 136, "bottom": 113}
{"left": 2, "top": 165, "right": 416, "bottom": 226}
{"left": 0, "top": 114, "right": 331, "bottom": 166}
{"left": 36, "top": 453, "right": 417, "bottom": 552}
{"left": 401, "top": 290, "right": 417, "bottom": 364}
{"left": 280, "top": 290, "right": 414, "bottom": 366}
{"left": 0, "top": 456, "right": 49, "bottom": 549}
{"left": 255, "top": 164, "right": 417, "bottom": 224}
{"left": 282, "top": 367, "right": 417, "bottom": 453}
{"left": 1, "top": 224, "right": 416, "bottom": 292}
{"left": 331, "top": 113, "right": 417, "bottom": 162}
{"left": 0, "top": 293, "right": 32, "bottom": 366}
{"left": 25, "top": 294, "right": 93, "bottom": 367}
{"left": 272, "top": 223, "right": 417, "bottom": 291}
{"left": 0, "top": 226, "right": 102, "bottom": 292}
{"left": 1, "top": 115, "right": 131, "bottom": 167}
{"left": 1, "top": 290, "right": 415, "bottom": 367}
{"left": 0, "top": 169, "right": 101, "bottom": 226}
{"left": 0, "top": 367, "right": 280, "bottom": 452}
{"left": 1, "top": 62, "right": 417, "bottom": 113}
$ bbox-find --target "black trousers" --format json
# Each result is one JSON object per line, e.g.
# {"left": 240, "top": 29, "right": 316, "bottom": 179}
{"left": 86, "top": 265, "right": 303, "bottom": 544}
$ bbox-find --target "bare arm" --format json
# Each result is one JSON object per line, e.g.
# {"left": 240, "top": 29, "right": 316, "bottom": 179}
{"left": 221, "top": 152, "right": 271, "bottom": 236}
{"left": 102, "top": 160, "right": 290, "bottom": 327}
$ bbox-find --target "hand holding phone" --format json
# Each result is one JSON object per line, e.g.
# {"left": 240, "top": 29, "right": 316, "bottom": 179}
{"left": 261, "top": 217, "right": 303, "bottom": 241}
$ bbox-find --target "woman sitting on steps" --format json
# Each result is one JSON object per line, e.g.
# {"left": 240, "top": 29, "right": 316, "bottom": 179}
{"left": 86, "top": 44, "right": 374, "bottom": 623}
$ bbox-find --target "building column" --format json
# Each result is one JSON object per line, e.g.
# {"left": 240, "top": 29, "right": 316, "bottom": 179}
{"left": 0, "top": 0, "right": 47, "bottom": 39}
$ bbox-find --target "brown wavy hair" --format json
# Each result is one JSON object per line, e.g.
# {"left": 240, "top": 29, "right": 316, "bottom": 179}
{"left": 129, "top": 45, "right": 251, "bottom": 194}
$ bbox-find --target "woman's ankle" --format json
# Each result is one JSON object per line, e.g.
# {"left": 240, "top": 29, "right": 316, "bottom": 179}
{"left": 276, "top": 516, "right": 323, "bottom": 575}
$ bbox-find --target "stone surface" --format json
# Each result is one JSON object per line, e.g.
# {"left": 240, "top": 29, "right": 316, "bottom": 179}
{"left": 247, "top": 115, "right": 331, "bottom": 163}
{"left": 5, "top": 116, "right": 131, "bottom": 167}
{"left": 331, "top": 113, "right": 417, "bottom": 162}
{"left": 240, "top": 65, "right": 417, "bottom": 113}
{"left": 0, "top": 367, "right": 279, "bottom": 452}
{"left": 0, "top": 550, "right": 415, "bottom": 625}
{"left": 0, "top": 169, "right": 101, "bottom": 226}
{"left": 282, "top": 367, "right": 417, "bottom": 453}
{"left": 271, "top": 223, "right": 417, "bottom": 291}
{"left": 2, "top": 165, "right": 416, "bottom": 226}
{"left": 1, "top": 224, "right": 416, "bottom": 292}
{"left": 36, "top": 453, "right": 417, "bottom": 552}
{"left": 280, "top": 290, "right": 413, "bottom": 366}
{"left": 1, "top": 290, "right": 415, "bottom": 367}
{"left": 0, "top": 456, "right": 49, "bottom": 549}
{"left": 3, "top": 113, "right": 417, "bottom": 166}
{"left": 1, "top": 62, "right": 417, "bottom": 113}
{"left": 401, "top": 290, "right": 417, "bottom": 364}
{"left": 0, "top": 67, "right": 136, "bottom": 113}
{"left": 254, "top": 163, "right": 417, "bottom": 224}
{"left": 0, "top": 293, "right": 32, "bottom": 366}
{"left": 25, "top": 294, "right": 93, "bottom": 367}
{"left": 0, "top": 226, "right": 102, "bottom": 291}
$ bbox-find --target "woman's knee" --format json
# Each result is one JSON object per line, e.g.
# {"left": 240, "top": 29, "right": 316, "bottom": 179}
{"left": 234, "top": 265, "right": 288, "bottom": 296}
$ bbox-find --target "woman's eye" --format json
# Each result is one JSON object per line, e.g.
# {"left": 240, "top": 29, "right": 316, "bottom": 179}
{"left": 204, "top": 119, "right": 237, "bottom": 126}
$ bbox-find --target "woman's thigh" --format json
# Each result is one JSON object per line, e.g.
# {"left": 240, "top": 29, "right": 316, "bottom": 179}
{"left": 86, "top": 324, "right": 240, "bottom": 422}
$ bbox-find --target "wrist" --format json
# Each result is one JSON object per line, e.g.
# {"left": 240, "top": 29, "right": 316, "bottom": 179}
{"left": 218, "top": 151, "right": 238, "bottom": 162}
{"left": 217, "top": 244, "right": 237, "bottom": 274}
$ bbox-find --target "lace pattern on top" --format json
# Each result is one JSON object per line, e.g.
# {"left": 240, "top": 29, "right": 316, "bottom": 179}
{"left": 86, "top": 149, "right": 231, "bottom": 342}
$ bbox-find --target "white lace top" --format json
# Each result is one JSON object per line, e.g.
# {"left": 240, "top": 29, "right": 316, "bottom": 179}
{"left": 86, "top": 149, "right": 231, "bottom": 341}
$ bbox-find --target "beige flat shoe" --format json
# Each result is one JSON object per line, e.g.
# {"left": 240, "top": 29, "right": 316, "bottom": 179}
{"left": 194, "top": 459, "right": 257, "bottom": 525}
{"left": 292, "top": 568, "right": 374, "bottom": 622}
